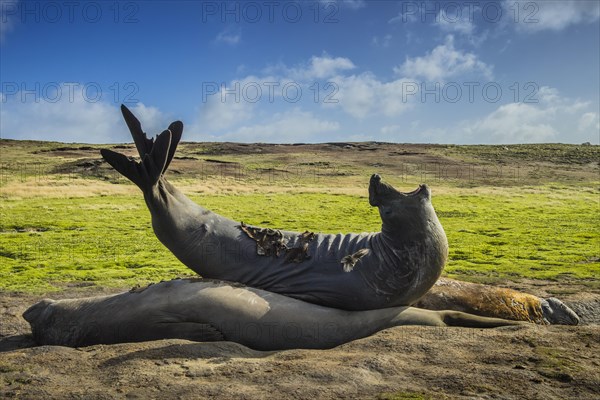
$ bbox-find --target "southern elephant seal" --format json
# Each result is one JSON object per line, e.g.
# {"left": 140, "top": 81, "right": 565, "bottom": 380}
{"left": 100, "top": 106, "right": 448, "bottom": 311}
{"left": 416, "top": 278, "right": 580, "bottom": 325}
{"left": 23, "top": 279, "right": 522, "bottom": 350}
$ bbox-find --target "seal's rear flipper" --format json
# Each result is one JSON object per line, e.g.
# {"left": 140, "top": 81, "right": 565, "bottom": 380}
{"left": 101, "top": 129, "right": 172, "bottom": 191}
{"left": 111, "top": 104, "right": 183, "bottom": 179}
{"left": 121, "top": 104, "right": 155, "bottom": 159}
{"left": 102, "top": 104, "right": 183, "bottom": 191}
{"left": 164, "top": 120, "right": 183, "bottom": 172}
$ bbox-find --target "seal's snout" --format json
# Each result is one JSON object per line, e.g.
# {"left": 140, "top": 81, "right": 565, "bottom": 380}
{"left": 541, "top": 297, "right": 580, "bottom": 325}
{"left": 23, "top": 299, "right": 54, "bottom": 323}
{"left": 418, "top": 184, "right": 431, "bottom": 199}
{"left": 370, "top": 174, "right": 420, "bottom": 206}
{"left": 369, "top": 173, "right": 386, "bottom": 206}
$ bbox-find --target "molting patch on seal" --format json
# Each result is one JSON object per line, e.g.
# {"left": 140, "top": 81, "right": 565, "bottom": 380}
{"left": 285, "top": 231, "right": 316, "bottom": 263}
{"left": 240, "top": 222, "right": 288, "bottom": 257}
{"left": 239, "top": 223, "right": 316, "bottom": 263}
{"left": 341, "top": 249, "right": 370, "bottom": 272}
{"left": 129, "top": 283, "right": 154, "bottom": 293}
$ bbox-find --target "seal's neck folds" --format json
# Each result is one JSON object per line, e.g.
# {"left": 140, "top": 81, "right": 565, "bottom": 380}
{"left": 369, "top": 175, "right": 449, "bottom": 297}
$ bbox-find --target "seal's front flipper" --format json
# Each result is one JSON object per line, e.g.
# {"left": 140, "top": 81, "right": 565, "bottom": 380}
{"left": 101, "top": 129, "right": 172, "bottom": 191}
{"left": 441, "top": 310, "right": 524, "bottom": 328}
{"left": 138, "top": 322, "right": 224, "bottom": 343}
{"left": 389, "top": 307, "right": 521, "bottom": 328}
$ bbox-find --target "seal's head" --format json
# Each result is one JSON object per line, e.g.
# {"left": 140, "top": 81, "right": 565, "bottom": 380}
{"left": 369, "top": 174, "right": 433, "bottom": 231}
{"left": 23, "top": 298, "right": 55, "bottom": 325}
{"left": 23, "top": 299, "right": 57, "bottom": 344}
{"left": 541, "top": 297, "right": 580, "bottom": 325}
{"left": 368, "top": 174, "right": 448, "bottom": 301}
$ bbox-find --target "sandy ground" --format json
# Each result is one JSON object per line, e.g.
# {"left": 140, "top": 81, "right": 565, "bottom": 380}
{"left": 1, "top": 283, "right": 599, "bottom": 400}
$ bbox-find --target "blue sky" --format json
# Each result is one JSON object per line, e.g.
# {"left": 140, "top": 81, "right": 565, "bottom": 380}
{"left": 1, "top": 0, "right": 599, "bottom": 144}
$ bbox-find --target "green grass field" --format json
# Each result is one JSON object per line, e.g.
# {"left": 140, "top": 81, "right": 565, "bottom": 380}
{"left": 1, "top": 140, "right": 598, "bottom": 293}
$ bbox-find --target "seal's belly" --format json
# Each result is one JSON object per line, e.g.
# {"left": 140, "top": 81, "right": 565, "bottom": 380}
{"left": 183, "top": 225, "right": 425, "bottom": 310}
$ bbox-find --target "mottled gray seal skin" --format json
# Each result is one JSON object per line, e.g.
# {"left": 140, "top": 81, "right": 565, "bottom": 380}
{"left": 23, "top": 279, "right": 521, "bottom": 350}
{"left": 101, "top": 106, "right": 449, "bottom": 311}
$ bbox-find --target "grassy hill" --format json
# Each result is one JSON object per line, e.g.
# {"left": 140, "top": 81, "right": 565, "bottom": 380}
{"left": 1, "top": 139, "right": 598, "bottom": 292}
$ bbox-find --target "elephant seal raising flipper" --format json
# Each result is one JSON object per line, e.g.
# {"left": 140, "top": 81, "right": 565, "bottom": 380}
{"left": 101, "top": 106, "right": 448, "bottom": 311}
{"left": 23, "top": 279, "right": 521, "bottom": 350}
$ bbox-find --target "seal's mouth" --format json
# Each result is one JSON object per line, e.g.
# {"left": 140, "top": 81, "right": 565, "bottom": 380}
{"left": 369, "top": 174, "right": 423, "bottom": 206}
{"left": 403, "top": 185, "right": 423, "bottom": 196}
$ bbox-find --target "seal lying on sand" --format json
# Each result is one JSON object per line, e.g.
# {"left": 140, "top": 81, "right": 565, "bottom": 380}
{"left": 416, "top": 278, "right": 580, "bottom": 325}
{"left": 23, "top": 279, "right": 522, "bottom": 350}
{"left": 101, "top": 106, "right": 448, "bottom": 310}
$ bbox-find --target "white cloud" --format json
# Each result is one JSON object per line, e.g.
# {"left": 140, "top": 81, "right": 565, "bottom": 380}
{"left": 464, "top": 102, "right": 559, "bottom": 143}
{"left": 191, "top": 85, "right": 255, "bottom": 133}
{"left": 343, "top": 0, "right": 366, "bottom": 9}
{"left": 305, "top": 55, "right": 355, "bottom": 79}
{"left": 460, "top": 86, "right": 597, "bottom": 144}
{"left": 395, "top": 35, "right": 493, "bottom": 81}
{"left": 503, "top": 0, "right": 600, "bottom": 32}
{"left": 434, "top": 6, "right": 489, "bottom": 47}
{"left": 380, "top": 125, "right": 402, "bottom": 135}
{"left": 382, "top": 119, "right": 451, "bottom": 142}
{"left": 246, "top": 55, "right": 415, "bottom": 120}
{"left": 0, "top": 86, "right": 171, "bottom": 143}
{"left": 578, "top": 112, "right": 600, "bottom": 132}
{"left": 1, "top": 99, "right": 118, "bottom": 143}
{"left": 371, "top": 34, "right": 392, "bottom": 48}
{"left": 345, "top": 133, "right": 375, "bottom": 141}
{"left": 215, "top": 108, "right": 339, "bottom": 142}
{"left": 378, "top": 78, "right": 415, "bottom": 117}
{"left": 330, "top": 73, "right": 414, "bottom": 119}
{"left": 215, "top": 28, "right": 241, "bottom": 45}
{"left": 537, "top": 86, "right": 589, "bottom": 114}
{"left": 0, "top": 82, "right": 172, "bottom": 142}
{"left": 330, "top": 73, "right": 376, "bottom": 118}
{"left": 268, "top": 54, "right": 355, "bottom": 81}
{"left": 388, "top": 8, "right": 417, "bottom": 24}
{"left": 192, "top": 54, "right": 409, "bottom": 129}
{"left": 128, "top": 103, "right": 171, "bottom": 136}
{"left": 188, "top": 70, "right": 333, "bottom": 138}
{"left": 320, "top": 0, "right": 365, "bottom": 10}
{"left": 435, "top": 9, "right": 475, "bottom": 35}
{"left": 379, "top": 124, "right": 449, "bottom": 143}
